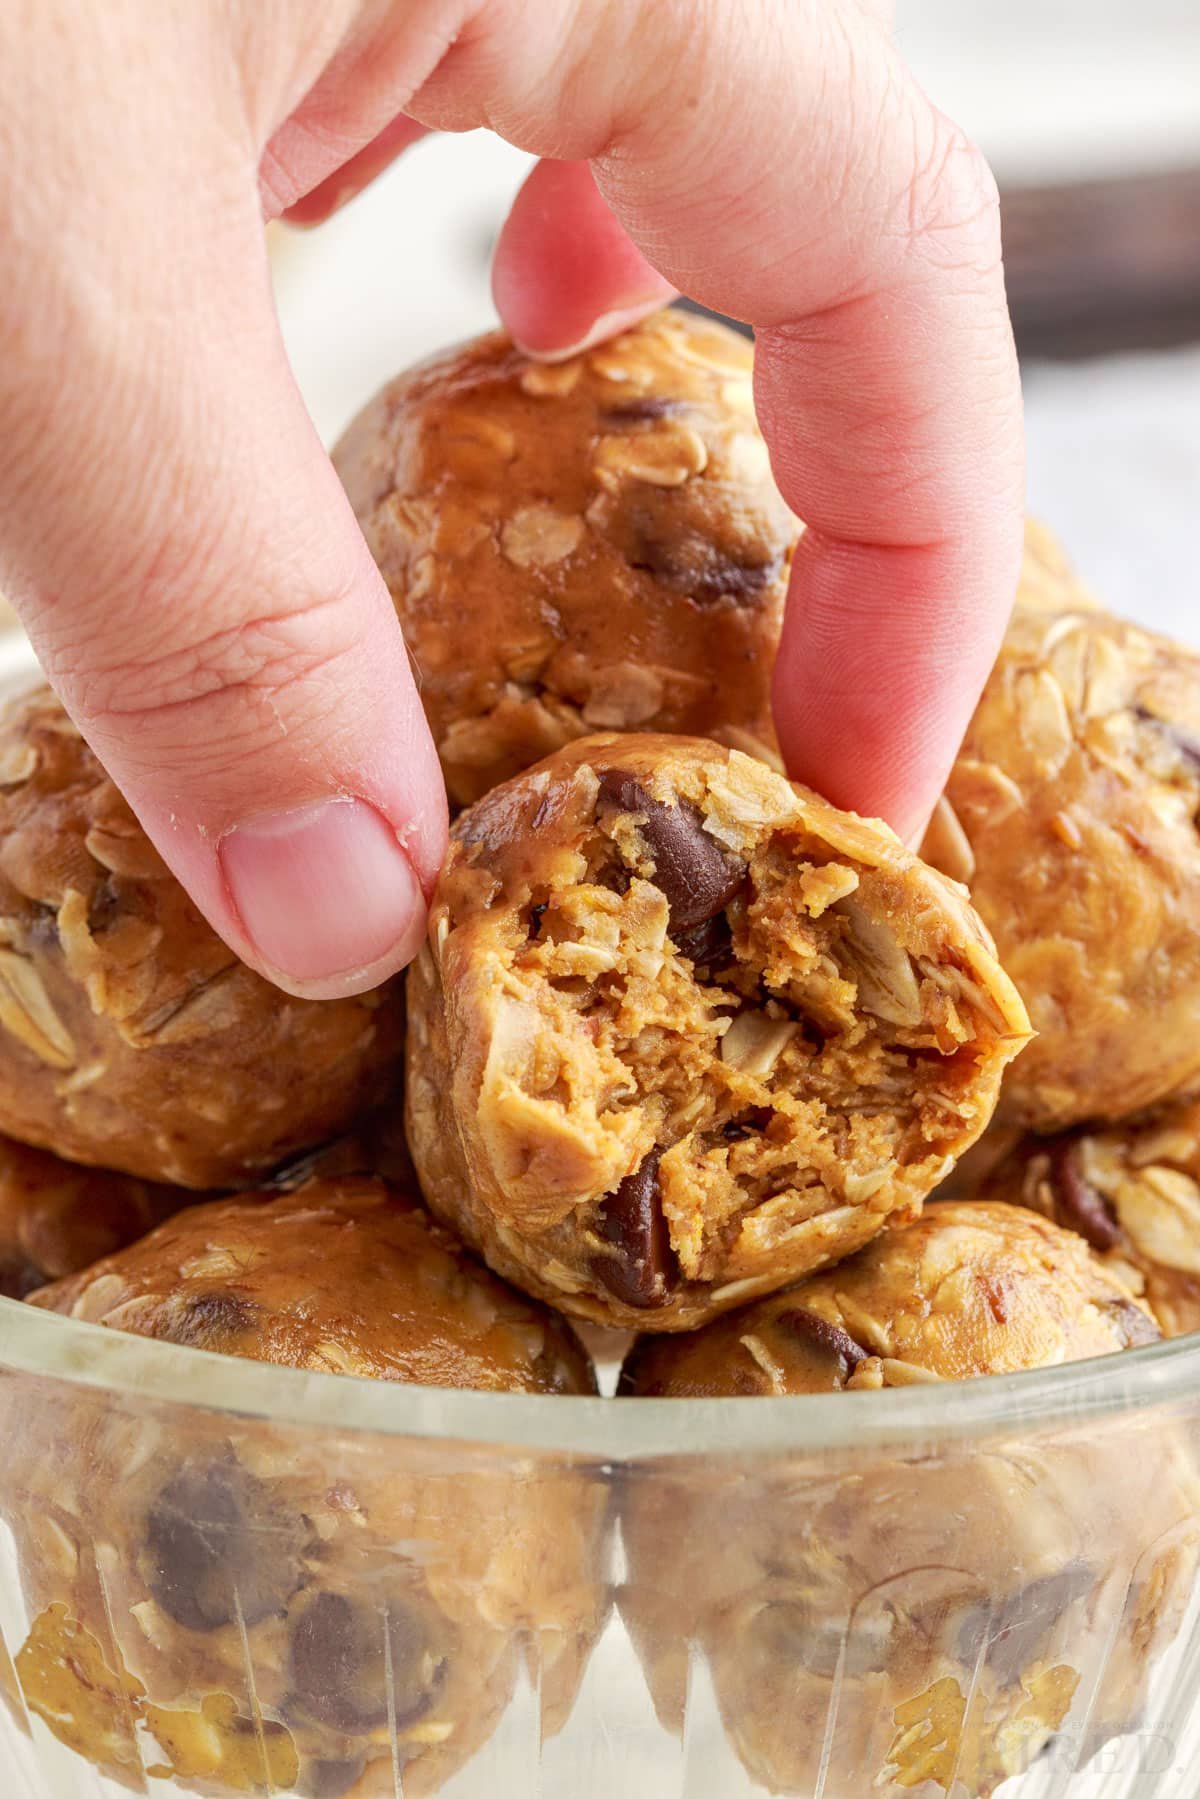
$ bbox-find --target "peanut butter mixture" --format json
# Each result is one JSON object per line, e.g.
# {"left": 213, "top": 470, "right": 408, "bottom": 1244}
{"left": 334, "top": 308, "right": 798, "bottom": 805}
{"left": 407, "top": 734, "right": 1030, "bottom": 1329}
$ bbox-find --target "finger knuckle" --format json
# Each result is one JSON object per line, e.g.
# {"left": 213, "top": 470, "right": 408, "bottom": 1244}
{"left": 70, "top": 583, "right": 364, "bottom": 780}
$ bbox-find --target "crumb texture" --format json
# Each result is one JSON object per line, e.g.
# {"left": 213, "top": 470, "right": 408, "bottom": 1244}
{"left": 406, "top": 733, "right": 1030, "bottom": 1329}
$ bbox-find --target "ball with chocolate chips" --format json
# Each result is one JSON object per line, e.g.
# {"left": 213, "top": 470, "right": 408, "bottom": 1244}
{"left": 619, "top": 1202, "right": 1187, "bottom": 1798}
{"left": 977, "top": 1098, "right": 1200, "bottom": 1337}
{"left": 14, "top": 1178, "right": 606, "bottom": 1796}
{"left": 405, "top": 732, "right": 1031, "bottom": 1330}
{"left": 0, "top": 1132, "right": 185, "bottom": 1299}
{"left": 0, "top": 684, "right": 404, "bottom": 1186}
{"left": 922, "top": 593, "right": 1200, "bottom": 1132}
{"left": 620, "top": 1199, "right": 1159, "bottom": 1396}
{"left": 334, "top": 308, "right": 799, "bottom": 807}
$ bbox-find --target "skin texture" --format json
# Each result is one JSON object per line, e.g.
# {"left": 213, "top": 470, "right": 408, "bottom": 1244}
{"left": 20, "top": 1177, "right": 607, "bottom": 1796}
{"left": 405, "top": 733, "right": 1030, "bottom": 1329}
{"left": 0, "top": 0, "right": 1022, "bottom": 998}
{"left": 617, "top": 1206, "right": 1189, "bottom": 1799}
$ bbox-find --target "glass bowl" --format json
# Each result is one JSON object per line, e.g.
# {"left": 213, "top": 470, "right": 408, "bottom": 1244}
{"left": 1, "top": 1296, "right": 1199, "bottom": 1798}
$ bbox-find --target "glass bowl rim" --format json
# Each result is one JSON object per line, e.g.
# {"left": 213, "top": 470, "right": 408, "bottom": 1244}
{"left": 2, "top": 1295, "right": 1197, "bottom": 1460}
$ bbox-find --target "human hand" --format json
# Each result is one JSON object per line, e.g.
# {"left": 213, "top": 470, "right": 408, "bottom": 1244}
{"left": 0, "top": 0, "right": 1021, "bottom": 998}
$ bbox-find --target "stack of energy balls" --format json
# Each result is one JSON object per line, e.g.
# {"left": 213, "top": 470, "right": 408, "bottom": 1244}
{"left": 0, "top": 307, "right": 1197, "bottom": 1796}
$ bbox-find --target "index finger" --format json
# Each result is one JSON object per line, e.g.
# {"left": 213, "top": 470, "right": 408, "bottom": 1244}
{"left": 421, "top": 0, "right": 1023, "bottom": 839}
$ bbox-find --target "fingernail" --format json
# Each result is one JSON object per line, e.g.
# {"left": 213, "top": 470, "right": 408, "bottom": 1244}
{"left": 515, "top": 300, "right": 670, "bottom": 365}
{"left": 219, "top": 797, "right": 427, "bottom": 999}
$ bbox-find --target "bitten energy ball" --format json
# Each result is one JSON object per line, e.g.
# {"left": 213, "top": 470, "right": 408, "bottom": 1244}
{"left": 979, "top": 1099, "right": 1200, "bottom": 1338}
{"left": 923, "top": 599, "right": 1200, "bottom": 1131}
{"left": 406, "top": 733, "right": 1030, "bottom": 1330}
{"left": 334, "top": 309, "right": 799, "bottom": 806}
{"left": 0, "top": 1132, "right": 183, "bottom": 1299}
{"left": 620, "top": 1203, "right": 1185, "bottom": 1798}
{"left": 0, "top": 685, "right": 404, "bottom": 1186}
{"left": 16, "top": 1178, "right": 606, "bottom": 1797}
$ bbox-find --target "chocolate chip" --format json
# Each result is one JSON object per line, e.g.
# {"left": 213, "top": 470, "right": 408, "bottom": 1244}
{"left": 1104, "top": 1295, "right": 1161, "bottom": 1349}
{"left": 28, "top": 904, "right": 61, "bottom": 950}
{"left": 302, "top": 1759, "right": 368, "bottom": 1799}
{"left": 1134, "top": 705, "right": 1200, "bottom": 773}
{"left": 601, "top": 397, "right": 681, "bottom": 425}
{"left": 288, "top": 1591, "right": 446, "bottom": 1736}
{"left": 597, "top": 771, "right": 745, "bottom": 931}
{"left": 528, "top": 902, "right": 548, "bottom": 941}
{"left": 772, "top": 1307, "right": 869, "bottom": 1382}
{"left": 687, "top": 556, "right": 777, "bottom": 607}
{"left": 1049, "top": 1141, "right": 1120, "bottom": 1253}
{"left": 86, "top": 875, "right": 123, "bottom": 937}
{"left": 673, "top": 910, "right": 734, "bottom": 972}
{"left": 171, "top": 1291, "right": 260, "bottom": 1349}
{"left": 628, "top": 523, "right": 780, "bottom": 608}
{"left": 958, "top": 1563, "right": 1093, "bottom": 1687}
{"left": 144, "top": 1459, "right": 309, "bottom": 1632}
{"left": 722, "top": 1107, "right": 773, "bottom": 1143}
{"left": 592, "top": 1147, "right": 680, "bottom": 1309}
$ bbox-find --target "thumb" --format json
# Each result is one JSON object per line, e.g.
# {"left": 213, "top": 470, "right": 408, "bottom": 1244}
{"left": 0, "top": 213, "right": 446, "bottom": 1000}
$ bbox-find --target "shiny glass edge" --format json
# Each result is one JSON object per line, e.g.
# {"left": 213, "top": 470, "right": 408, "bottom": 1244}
{"left": 0, "top": 1295, "right": 1195, "bottom": 1457}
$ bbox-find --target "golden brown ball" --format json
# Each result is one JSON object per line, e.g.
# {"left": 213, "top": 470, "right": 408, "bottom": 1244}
{"left": 0, "top": 684, "right": 404, "bottom": 1186}
{"left": 334, "top": 308, "right": 799, "bottom": 806}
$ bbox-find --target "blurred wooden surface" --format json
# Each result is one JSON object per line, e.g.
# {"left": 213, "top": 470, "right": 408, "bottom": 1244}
{"left": 1002, "top": 166, "right": 1200, "bottom": 358}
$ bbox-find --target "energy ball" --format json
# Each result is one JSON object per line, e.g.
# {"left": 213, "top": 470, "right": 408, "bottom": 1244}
{"left": 620, "top": 1203, "right": 1185, "bottom": 1798}
{"left": 16, "top": 1178, "right": 606, "bottom": 1797}
{"left": 0, "top": 1132, "right": 183, "bottom": 1299}
{"left": 0, "top": 685, "right": 404, "bottom": 1186}
{"left": 334, "top": 309, "right": 799, "bottom": 806}
{"left": 406, "top": 733, "right": 1030, "bottom": 1330}
{"left": 978, "top": 1099, "right": 1200, "bottom": 1338}
{"left": 1014, "top": 518, "right": 1101, "bottom": 616}
{"left": 922, "top": 600, "right": 1200, "bottom": 1131}
{"left": 619, "top": 1199, "right": 1159, "bottom": 1396}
